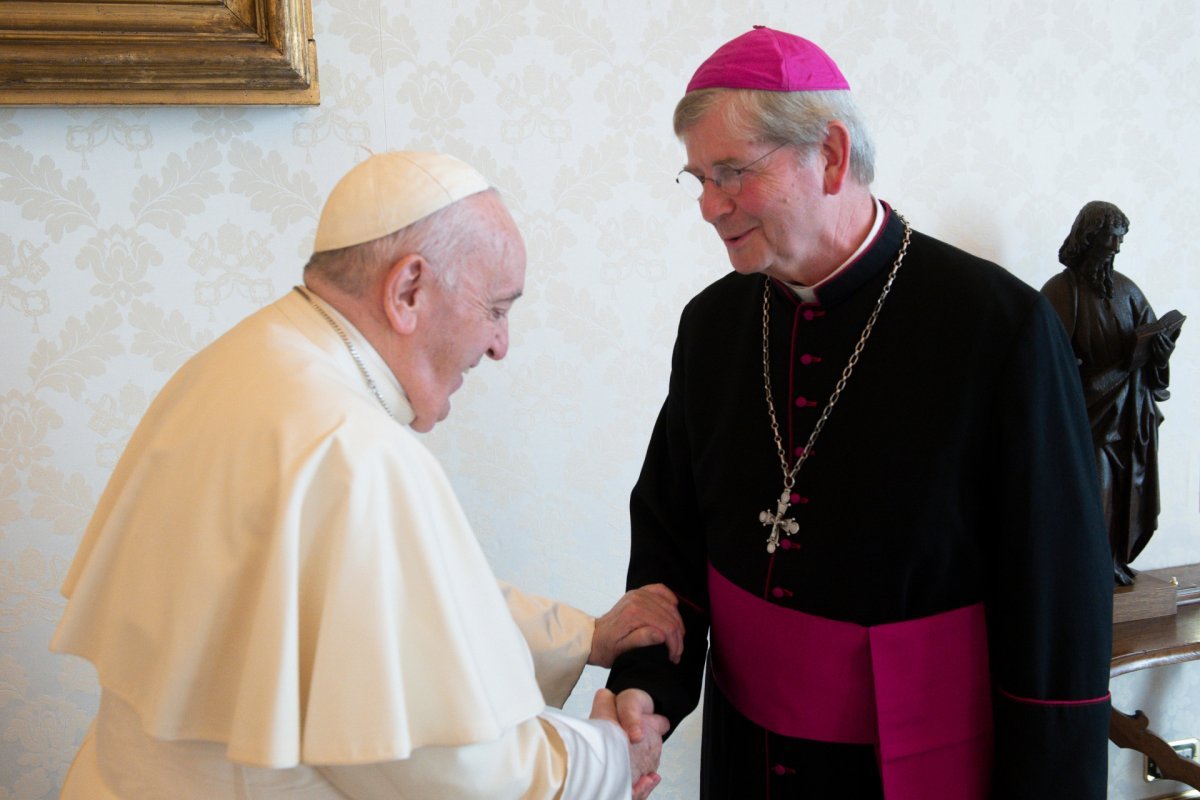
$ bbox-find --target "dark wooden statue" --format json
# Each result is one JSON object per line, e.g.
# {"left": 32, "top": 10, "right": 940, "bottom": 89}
{"left": 1041, "top": 201, "right": 1185, "bottom": 586}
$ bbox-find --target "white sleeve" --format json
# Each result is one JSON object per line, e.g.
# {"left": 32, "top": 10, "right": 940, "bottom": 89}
{"left": 499, "top": 580, "right": 594, "bottom": 708}
{"left": 540, "top": 708, "right": 633, "bottom": 800}
{"left": 317, "top": 713, "right": 631, "bottom": 800}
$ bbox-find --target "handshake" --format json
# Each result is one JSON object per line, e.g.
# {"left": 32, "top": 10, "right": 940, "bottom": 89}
{"left": 590, "top": 687, "right": 669, "bottom": 800}
{"left": 581, "top": 582, "right": 683, "bottom": 799}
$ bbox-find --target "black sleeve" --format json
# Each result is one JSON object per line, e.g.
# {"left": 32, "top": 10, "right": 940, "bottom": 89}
{"left": 606, "top": 317, "right": 712, "bottom": 735}
{"left": 986, "top": 295, "right": 1112, "bottom": 799}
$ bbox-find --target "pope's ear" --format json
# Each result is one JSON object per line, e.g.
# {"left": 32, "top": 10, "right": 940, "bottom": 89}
{"left": 382, "top": 255, "right": 425, "bottom": 335}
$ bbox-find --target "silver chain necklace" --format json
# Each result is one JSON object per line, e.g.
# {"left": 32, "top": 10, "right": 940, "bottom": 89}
{"left": 760, "top": 214, "right": 911, "bottom": 553}
{"left": 293, "top": 286, "right": 396, "bottom": 420}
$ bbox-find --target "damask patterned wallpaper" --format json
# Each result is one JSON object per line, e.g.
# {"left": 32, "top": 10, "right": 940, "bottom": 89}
{"left": 1, "top": 2, "right": 1197, "bottom": 797}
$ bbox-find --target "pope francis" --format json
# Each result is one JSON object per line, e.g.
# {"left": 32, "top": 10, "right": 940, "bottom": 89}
{"left": 51, "top": 151, "right": 681, "bottom": 800}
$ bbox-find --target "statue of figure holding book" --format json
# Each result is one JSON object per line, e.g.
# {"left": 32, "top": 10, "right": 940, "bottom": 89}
{"left": 1041, "top": 201, "right": 1185, "bottom": 585}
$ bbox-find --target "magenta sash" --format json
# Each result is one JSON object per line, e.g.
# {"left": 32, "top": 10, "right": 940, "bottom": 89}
{"left": 708, "top": 564, "right": 993, "bottom": 799}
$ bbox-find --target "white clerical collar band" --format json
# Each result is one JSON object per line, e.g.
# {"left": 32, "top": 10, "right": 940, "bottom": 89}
{"left": 787, "top": 197, "right": 886, "bottom": 303}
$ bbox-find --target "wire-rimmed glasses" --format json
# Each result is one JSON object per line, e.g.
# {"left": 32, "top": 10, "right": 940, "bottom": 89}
{"left": 675, "top": 142, "right": 789, "bottom": 201}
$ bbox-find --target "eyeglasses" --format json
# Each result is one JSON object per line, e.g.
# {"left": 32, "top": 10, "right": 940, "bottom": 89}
{"left": 675, "top": 142, "right": 789, "bottom": 201}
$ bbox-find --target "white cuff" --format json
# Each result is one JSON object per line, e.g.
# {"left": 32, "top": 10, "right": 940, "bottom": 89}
{"left": 540, "top": 708, "right": 631, "bottom": 800}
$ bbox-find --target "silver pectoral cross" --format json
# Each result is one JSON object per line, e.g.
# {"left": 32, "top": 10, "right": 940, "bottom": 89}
{"left": 760, "top": 490, "right": 799, "bottom": 553}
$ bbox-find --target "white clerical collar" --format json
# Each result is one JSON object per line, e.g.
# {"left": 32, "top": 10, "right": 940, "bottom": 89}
{"left": 291, "top": 287, "right": 416, "bottom": 426}
{"left": 787, "top": 197, "right": 885, "bottom": 303}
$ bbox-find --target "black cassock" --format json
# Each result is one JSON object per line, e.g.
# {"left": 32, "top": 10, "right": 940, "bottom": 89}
{"left": 608, "top": 207, "right": 1113, "bottom": 799}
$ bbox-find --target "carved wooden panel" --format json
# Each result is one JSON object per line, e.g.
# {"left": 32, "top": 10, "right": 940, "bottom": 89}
{"left": 0, "top": 0, "right": 318, "bottom": 105}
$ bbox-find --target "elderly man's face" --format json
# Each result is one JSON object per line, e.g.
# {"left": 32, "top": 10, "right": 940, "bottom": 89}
{"left": 681, "top": 95, "right": 829, "bottom": 284}
{"left": 405, "top": 200, "right": 526, "bottom": 432}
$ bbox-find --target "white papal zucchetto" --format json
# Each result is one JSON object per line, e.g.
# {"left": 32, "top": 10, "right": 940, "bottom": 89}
{"left": 313, "top": 151, "right": 491, "bottom": 254}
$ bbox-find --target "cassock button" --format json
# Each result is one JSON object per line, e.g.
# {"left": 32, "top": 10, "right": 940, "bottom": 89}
{"left": 794, "top": 446, "right": 806, "bottom": 457}
{"left": 778, "top": 539, "right": 798, "bottom": 551}
{"left": 803, "top": 309, "right": 816, "bottom": 321}
{"left": 799, "top": 353, "right": 822, "bottom": 365}
{"left": 794, "top": 396, "right": 816, "bottom": 408}
{"left": 790, "top": 493, "right": 809, "bottom": 505}
{"left": 772, "top": 763, "right": 796, "bottom": 776}
{"left": 771, "top": 586, "right": 794, "bottom": 599}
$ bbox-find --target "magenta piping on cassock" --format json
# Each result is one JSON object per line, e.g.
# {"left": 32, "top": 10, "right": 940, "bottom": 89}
{"left": 997, "top": 686, "right": 1111, "bottom": 706}
{"left": 671, "top": 591, "right": 707, "bottom": 618}
{"left": 707, "top": 563, "right": 994, "bottom": 799}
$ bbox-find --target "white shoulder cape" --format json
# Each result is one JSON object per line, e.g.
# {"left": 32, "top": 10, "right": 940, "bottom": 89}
{"left": 52, "top": 291, "right": 547, "bottom": 769}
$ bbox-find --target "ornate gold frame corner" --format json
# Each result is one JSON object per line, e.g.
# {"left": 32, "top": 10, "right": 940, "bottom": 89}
{"left": 0, "top": 0, "right": 319, "bottom": 106}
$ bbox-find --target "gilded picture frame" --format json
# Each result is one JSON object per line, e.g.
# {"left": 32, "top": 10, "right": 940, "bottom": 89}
{"left": 0, "top": 0, "right": 319, "bottom": 105}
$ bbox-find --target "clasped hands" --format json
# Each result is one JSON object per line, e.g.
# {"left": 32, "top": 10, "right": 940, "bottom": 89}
{"left": 590, "top": 688, "right": 667, "bottom": 800}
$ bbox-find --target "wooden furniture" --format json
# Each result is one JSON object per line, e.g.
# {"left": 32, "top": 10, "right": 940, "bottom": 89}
{"left": 1109, "top": 564, "right": 1200, "bottom": 790}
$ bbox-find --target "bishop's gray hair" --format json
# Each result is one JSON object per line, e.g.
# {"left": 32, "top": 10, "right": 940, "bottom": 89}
{"left": 674, "top": 88, "right": 876, "bottom": 186}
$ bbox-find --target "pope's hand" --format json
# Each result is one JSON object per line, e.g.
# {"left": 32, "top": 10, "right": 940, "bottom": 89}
{"left": 589, "top": 584, "right": 684, "bottom": 667}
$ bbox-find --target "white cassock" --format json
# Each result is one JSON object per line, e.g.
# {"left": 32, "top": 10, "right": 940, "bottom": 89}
{"left": 51, "top": 289, "right": 631, "bottom": 799}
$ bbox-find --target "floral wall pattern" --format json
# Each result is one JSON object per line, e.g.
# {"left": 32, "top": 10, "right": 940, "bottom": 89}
{"left": 1, "top": 2, "right": 1197, "bottom": 797}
